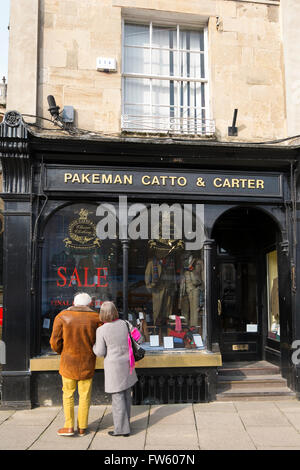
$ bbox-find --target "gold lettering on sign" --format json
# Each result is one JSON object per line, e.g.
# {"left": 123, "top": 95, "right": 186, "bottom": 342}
{"left": 64, "top": 173, "right": 133, "bottom": 185}
{"left": 177, "top": 177, "right": 187, "bottom": 186}
{"left": 257, "top": 180, "right": 264, "bottom": 189}
{"left": 92, "top": 174, "right": 100, "bottom": 183}
{"left": 151, "top": 176, "right": 160, "bottom": 185}
{"left": 141, "top": 175, "right": 186, "bottom": 186}
{"left": 64, "top": 173, "right": 72, "bottom": 183}
{"left": 62, "top": 172, "right": 267, "bottom": 191}
{"left": 114, "top": 174, "right": 122, "bottom": 184}
{"left": 213, "top": 177, "right": 265, "bottom": 189}
{"left": 102, "top": 174, "right": 112, "bottom": 184}
{"left": 213, "top": 178, "right": 222, "bottom": 188}
{"left": 142, "top": 175, "right": 151, "bottom": 185}
{"left": 124, "top": 175, "right": 133, "bottom": 185}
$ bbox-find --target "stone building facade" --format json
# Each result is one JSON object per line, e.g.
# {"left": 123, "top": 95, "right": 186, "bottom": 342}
{"left": 6, "top": 0, "right": 291, "bottom": 142}
{"left": 2, "top": 0, "right": 300, "bottom": 409}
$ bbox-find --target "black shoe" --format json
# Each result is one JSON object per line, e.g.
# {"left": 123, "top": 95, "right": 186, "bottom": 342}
{"left": 108, "top": 431, "right": 130, "bottom": 437}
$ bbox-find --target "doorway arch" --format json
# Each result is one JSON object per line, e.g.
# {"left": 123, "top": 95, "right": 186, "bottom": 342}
{"left": 211, "top": 206, "right": 282, "bottom": 362}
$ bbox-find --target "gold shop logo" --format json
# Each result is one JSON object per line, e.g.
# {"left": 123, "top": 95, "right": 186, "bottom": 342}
{"left": 63, "top": 208, "right": 101, "bottom": 251}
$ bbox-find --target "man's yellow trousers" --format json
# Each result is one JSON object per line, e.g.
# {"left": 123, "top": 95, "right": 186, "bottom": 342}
{"left": 62, "top": 377, "right": 93, "bottom": 429}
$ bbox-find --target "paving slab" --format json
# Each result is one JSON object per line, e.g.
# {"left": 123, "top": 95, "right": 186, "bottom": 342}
{"left": 129, "top": 405, "right": 150, "bottom": 429}
{"left": 146, "top": 424, "right": 198, "bottom": 448}
{"left": 0, "top": 423, "right": 46, "bottom": 450}
{"left": 278, "top": 411, "right": 300, "bottom": 432}
{"left": 246, "top": 425, "right": 300, "bottom": 448}
{"left": 233, "top": 401, "right": 280, "bottom": 411}
{"left": 275, "top": 401, "right": 300, "bottom": 412}
{"left": 7, "top": 406, "right": 60, "bottom": 426}
{"left": 195, "top": 411, "right": 244, "bottom": 429}
{"left": 29, "top": 406, "right": 106, "bottom": 450}
{"left": 0, "top": 410, "right": 15, "bottom": 425}
{"left": 149, "top": 404, "right": 195, "bottom": 426}
{"left": 237, "top": 408, "right": 290, "bottom": 427}
{"left": 193, "top": 402, "right": 236, "bottom": 413}
{"left": 89, "top": 430, "right": 146, "bottom": 450}
{"left": 1, "top": 401, "right": 300, "bottom": 450}
{"left": 197, "top": 427, "right": 256, "bottom": 450}
{"left": 144, "top": 444, "right": 200, "bottom": 450}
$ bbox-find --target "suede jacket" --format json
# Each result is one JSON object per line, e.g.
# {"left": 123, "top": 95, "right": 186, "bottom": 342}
{"left": 50, "top": 306, "right": 102, "bottom": 380}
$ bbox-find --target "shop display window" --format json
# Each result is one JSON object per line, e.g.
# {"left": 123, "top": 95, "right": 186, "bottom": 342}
{"left": 128, "top": 238, "right": 206, "bottom": 352}
{"left": 41, "top": 202, "right": 207, "bottom": 354}
{"left": 267, "top": 250, "right": 280, "bottom": 341}
{"left": 41, "top": 203, "right": 123, "bottom": 353}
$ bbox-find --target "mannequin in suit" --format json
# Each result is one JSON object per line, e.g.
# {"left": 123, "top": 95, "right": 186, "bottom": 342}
{"left": 179, "top": 250, "right": 204, "bottom": 327}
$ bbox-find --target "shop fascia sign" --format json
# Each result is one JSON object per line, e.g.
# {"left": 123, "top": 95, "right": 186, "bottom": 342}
{"left": 44, "top": 165, "right": 283, "bottom": 198}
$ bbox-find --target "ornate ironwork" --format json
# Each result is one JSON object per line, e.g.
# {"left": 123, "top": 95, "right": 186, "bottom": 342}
{"left": 132, "top": 370, "right": 215, "bottom": 405}
{"left": 0, "top": 110, "right": 31, "bottom": 193}
{"left": 4, "top": 111, "right": 22, "bottom": 128}
{"left": 121, "top": 114, "right": 215, "bottom": 136}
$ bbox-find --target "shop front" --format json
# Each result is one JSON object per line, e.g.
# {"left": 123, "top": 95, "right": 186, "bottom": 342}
{"left": 0, "top": 112, "right": 298, "bottom": 408}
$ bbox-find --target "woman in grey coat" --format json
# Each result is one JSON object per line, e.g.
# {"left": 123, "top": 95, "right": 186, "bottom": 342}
{"left": 93, "top": 301, "right": 138, "bottom": 436}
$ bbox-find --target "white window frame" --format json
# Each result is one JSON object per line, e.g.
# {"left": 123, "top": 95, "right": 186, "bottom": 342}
{"left": 121, "top": 20, "right": 214, "bottom": 135}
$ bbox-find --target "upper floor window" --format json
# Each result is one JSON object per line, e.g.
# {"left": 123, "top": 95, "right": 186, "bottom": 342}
{"left": 122, "top": 22, "right": 214, "bottom": 135}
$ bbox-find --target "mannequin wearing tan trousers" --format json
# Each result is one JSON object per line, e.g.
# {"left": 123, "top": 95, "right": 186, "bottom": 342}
{"left": 145, "top": 255, "right": 177, "bottom": 324}
{"left": 179, "top": 251, "right": 204, "bottom": 327}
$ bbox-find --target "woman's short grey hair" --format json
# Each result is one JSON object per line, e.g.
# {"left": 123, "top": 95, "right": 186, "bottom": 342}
{"left": 99, "top": 301, "right": 119, "bottom": 322}
{"left": 74, "top": 292, "right": 92, "bottom": 307}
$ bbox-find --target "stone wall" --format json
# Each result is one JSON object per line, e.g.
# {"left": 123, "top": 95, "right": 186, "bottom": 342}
{"left": 7, "top": 0, "right": 285, "bottom": 141}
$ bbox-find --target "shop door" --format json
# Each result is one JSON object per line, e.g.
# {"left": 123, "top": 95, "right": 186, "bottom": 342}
{"left": 218, "top": 259, "right": 260, "bottom": 361}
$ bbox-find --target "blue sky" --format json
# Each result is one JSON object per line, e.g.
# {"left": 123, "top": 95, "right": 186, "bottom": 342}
{"left": 0, "top": 0, "right": 10, "bottom": 80}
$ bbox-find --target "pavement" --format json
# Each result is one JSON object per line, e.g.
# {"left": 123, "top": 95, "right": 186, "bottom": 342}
{"left": 2, "top": 400, "right": 300, "bottom": 451}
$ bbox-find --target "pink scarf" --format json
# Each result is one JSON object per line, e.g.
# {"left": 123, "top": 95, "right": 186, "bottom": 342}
{"left": 128, "top": 334, "right": 135, "bottom": 375}
{"left": 175, "top": 315, "right": 182, "bottom": 332}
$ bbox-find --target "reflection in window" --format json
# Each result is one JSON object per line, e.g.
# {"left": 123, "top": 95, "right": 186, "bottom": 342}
{"left": 41, "top": 203, "right": 122, "bottom": 354}
{"left": 219, "top": 261, "right": 257, "bottom": 333}
{"left": 42, "top": 202, "right": 207, "bottom": 354}
{"left": 128, "top": 204, "right": 206, "bottom": 351}
{"left": 267, "top": 250, "right": 280, "bottom": 340}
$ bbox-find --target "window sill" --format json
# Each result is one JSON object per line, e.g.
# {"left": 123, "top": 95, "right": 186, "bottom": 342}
{"left": 121, "top": 116, "right": 216, "bottom": 137}
{"left": 30, "top": 350, "right": 222, "bottom": 371}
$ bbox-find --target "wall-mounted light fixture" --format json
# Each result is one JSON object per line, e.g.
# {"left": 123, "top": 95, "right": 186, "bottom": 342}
{"left": 47, "top": 95, "right": 74, "bottom": 129}
{"left": 47, "top": 95, "right": 60, "bottom": 120}
{"left": 228, "top": 108, "right": 238, "bottom": 136}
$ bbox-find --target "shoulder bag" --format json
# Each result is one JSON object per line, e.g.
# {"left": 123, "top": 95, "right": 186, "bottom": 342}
{"left": 125, "top": 320, "right": 145, "bottom": 362}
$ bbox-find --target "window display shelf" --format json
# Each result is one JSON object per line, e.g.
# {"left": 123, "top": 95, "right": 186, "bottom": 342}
{"left": 30, "top": 349, "right": 222, "bottom": 372}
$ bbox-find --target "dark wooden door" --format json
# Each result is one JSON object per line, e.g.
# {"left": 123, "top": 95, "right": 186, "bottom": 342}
{"left": 218, "top": 259, "right": 261, "bottom": 361}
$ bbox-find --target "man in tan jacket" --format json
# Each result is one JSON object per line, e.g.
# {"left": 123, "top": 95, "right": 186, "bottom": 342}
{"left": 50, "top": 292, "right": 102, "bottom": 437}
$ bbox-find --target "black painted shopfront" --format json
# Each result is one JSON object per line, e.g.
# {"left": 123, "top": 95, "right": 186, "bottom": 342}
{"left": 0, "top": 111, "right": 300, "bottom": 409}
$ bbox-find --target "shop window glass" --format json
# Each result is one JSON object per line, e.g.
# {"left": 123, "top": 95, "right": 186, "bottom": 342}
{"left": 42, "top": 201, "right": 207, "bottom": 354}
{"left": 127, "top": 204, "right": 207, "bottom": 351}
{"left": 218, "top": 261, "right": 257, "bottom": 333}
{"left": 41, "top": 203, "right": 122, "bottom": 354}
{"left": 267, "top": 250, "right": 280, "bottom": 341}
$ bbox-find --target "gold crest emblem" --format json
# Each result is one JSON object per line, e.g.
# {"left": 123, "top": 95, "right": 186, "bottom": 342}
{"left": 63, "top": 208, "right": 101, "bottom": 251}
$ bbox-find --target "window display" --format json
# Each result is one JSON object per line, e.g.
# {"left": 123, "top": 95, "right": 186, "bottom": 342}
{"left": 41, "top": 203, "right": 122, "bottom": 353}
{"left": 127, "top": 201, "right": 206, "bottom": 351}
{"left": 42, "top": 202, "right": 207, "bottom": 354}
{"left": 267, "top": 250, "right": 280, "bottom": 341}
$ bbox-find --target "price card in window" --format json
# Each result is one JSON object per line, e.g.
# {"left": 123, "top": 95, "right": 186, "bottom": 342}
{"left": 163, "top": 337, "right": 174, "bottom": 349}
{"left": 43, "top": 318, "right": 50, "bottom": 329}
{"left": 193, "top": 334, "right": 203, "bottom": 348}
{"left": 246, "top": 324, "right": 258, "bottom": 332}
{"left": 150, "top": 335, "right": 159, "bottom": 347}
